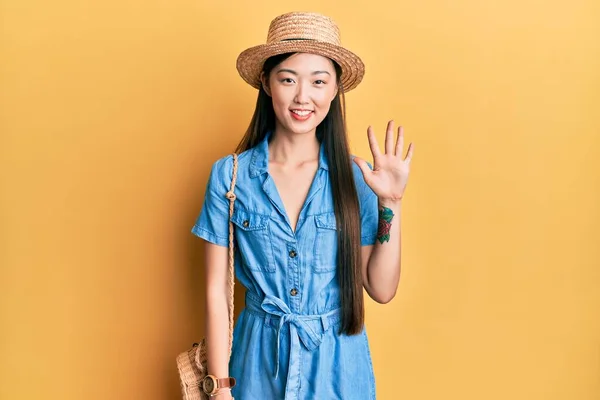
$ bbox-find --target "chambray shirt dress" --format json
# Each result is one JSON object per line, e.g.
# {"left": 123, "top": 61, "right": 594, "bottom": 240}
{"left": 192, "top": 132, "right": 379, "bottom": 399}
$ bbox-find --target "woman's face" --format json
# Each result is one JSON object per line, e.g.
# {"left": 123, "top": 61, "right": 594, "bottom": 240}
{"left": 265, "top": 53, "right": 338, "bottom": 137}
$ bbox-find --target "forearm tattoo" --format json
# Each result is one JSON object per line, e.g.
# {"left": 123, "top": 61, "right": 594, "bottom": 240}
{"left": 377, "top": 206, "right": 395, "bottom": 244}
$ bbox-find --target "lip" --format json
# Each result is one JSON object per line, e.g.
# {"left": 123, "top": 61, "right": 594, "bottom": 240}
{"left": 289, "top": 109, "right": 314, "bottom": 121}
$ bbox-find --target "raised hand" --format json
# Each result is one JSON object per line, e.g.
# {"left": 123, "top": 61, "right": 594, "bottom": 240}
{"left": 354, "top": 120, "right": 414, "bottom": 202}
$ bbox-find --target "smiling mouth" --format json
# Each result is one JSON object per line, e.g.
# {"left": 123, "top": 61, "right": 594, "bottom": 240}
{"left": 290, "top": 109, "right": 313, "bottom": 116}
{"left": 290, "top": 109, "right": 313, "bottom": 121}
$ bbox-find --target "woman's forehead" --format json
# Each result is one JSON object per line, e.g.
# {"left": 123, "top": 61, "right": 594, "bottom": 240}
{"left": 276, "top": 53, "right": 336, "bottom": 72}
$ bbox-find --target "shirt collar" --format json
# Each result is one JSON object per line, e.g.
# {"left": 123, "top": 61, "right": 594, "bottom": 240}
{"left": 249, "top": 131, "right": 329, "bottom": 178}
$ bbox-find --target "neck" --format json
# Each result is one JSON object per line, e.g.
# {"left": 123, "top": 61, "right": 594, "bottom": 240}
{"left": 268, "top": 127, "right": 320, "bottom": 167}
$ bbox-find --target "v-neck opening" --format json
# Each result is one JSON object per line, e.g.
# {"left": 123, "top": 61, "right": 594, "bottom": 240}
{"left": 265, "top": 169, "right": 322, "bottom": 235}
{"left": 262, "top": 138, "right": 325, "bottom": 236}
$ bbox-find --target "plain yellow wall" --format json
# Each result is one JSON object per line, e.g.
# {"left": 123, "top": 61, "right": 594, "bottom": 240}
{"left": 1, "top": 0, "right": 599, "bottom": 399}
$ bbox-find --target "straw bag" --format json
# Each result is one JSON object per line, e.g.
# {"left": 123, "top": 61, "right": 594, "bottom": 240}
{"left": 177, "top": 153, "right": 238, "bottom": 400}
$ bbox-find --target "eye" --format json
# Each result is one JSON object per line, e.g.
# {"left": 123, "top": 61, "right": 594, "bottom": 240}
{"left": 314, "top": 79, "right": 326, "bottom": 85}
{"left": 280, "top": 78, "right": 295, "bottom": 84}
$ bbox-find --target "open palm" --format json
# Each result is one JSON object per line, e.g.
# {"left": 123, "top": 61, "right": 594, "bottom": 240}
{"left": 354, "top": 120, "right": 414, "bottom": 201}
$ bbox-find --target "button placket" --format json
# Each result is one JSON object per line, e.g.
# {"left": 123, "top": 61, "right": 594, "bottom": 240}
{"left": 286, "top": 242, "right": 301, "bottom": 312}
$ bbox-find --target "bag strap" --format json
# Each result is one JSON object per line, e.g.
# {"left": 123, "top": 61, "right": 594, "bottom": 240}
{"left": 224, "top": 153, "right": 238, "bottom": 357}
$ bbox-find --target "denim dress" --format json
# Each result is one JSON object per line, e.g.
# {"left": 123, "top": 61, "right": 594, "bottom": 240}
{"left": 192, "top": 132, "right": 379, "bottom": 399}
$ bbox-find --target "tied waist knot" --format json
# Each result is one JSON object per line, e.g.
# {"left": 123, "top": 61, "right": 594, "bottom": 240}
{"left": 246, "top": 293, "right": 340, "bottom": 379}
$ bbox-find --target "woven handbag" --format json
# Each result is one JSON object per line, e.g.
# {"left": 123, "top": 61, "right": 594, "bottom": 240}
{"left": 177, "top": 153, "right": 239, "bottom": 400}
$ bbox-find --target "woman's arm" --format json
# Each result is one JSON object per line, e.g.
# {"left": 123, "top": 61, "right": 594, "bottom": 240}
{"left": 355, "top": 121, "right": 413, "bottom": 305}
{"left": 203, "top": 241, "right": 232, "bottom": 379}
{"left": 361, "top": 199, "right": 402, "bottom": 304}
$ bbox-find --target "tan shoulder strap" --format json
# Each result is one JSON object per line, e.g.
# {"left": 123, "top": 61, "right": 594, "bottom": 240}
{"left": 224, "top": 153, "right": 238, "bottom": 357}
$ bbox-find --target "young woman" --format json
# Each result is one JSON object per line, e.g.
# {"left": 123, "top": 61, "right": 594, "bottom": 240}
{"left": 192, "top": 11, "right": 414, "bottom": 400}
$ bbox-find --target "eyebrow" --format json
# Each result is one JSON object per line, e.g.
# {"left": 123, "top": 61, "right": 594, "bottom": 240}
{"left": 276, "top": 68, "right": 331, "bottom": 76}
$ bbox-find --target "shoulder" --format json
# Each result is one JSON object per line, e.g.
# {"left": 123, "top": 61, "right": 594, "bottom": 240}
{"left": 208, "top": 147, "right": 254, "bottom": 183}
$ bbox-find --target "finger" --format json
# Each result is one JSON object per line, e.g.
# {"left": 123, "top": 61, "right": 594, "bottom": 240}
{"left": 385, "top": 120, "right": 395, "bottom": 154}
{"left": 395, "top": 125, "right": 404, "bottom": 156}
{"left": 353, "top": 156, "right": 374, "bottom": 178}
{"left": 367, "top": 126, "right": 382, "bottom": 158}
{"left": 404, "top": 142, "right": 414, "bottom": 163}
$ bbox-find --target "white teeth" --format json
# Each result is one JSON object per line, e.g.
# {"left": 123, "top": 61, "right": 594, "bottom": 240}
{"left": 291, "top": 110, "right": 311, "bottom": 116}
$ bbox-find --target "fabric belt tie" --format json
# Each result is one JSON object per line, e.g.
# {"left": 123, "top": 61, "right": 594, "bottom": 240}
{"left": 245, "top": 293, "right": 340, "bottom": 379}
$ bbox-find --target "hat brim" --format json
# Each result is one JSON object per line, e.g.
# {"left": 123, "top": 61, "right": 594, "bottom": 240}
{"left": 236, "top": 40, "right": 365, "bottom": 92}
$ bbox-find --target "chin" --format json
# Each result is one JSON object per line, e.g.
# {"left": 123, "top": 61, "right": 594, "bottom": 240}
{"left": 274, "top": 123, "right": 313, "bottom": 136}
{"left": 285, "top": 120, "right": 323, "bottom": 136}
{"left": 292, "top": 126, "right": 319, "bottom": 135}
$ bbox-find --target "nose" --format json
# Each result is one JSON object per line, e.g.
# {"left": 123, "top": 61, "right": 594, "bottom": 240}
{"left": 293, "top": 81, "right": 310, "bottom": 105}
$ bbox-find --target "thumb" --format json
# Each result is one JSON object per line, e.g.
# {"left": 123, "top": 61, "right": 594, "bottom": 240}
{"left": 353, "top": 157, "right": 373, "bottom": 178}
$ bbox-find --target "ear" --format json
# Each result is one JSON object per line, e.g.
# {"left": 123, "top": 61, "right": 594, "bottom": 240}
{"left": 260, "top": 72, "right": 272, "bottom": 97}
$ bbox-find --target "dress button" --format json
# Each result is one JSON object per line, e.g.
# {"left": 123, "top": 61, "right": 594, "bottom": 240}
{"left": 289, "top": 250, "right": 297, "bottom": 258}
{"left": 290, "top": 288, "right": 298, "bottom": 296}
{"left": 242, "top": 220, "right": 249, "bottom": 228}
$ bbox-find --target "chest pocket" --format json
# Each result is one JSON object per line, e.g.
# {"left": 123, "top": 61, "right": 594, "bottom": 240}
{"left": 231, "top": 209, "right": 276, "bottom": 273}
{"left": 313, "top": 212, "right": 339, "bottom": 273}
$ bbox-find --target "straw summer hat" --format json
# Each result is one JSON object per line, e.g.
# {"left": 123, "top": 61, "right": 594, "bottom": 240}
{"left": 236, "top": 12, "right": 365, "bottom": 92}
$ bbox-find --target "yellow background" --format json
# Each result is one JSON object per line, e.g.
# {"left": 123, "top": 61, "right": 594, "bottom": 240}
{"left": 1, "top": 0, "right": 599, "bottom": 399}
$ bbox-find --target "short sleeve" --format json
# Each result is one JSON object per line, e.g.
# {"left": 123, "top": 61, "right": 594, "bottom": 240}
{"left": 353, "top": 159, "right": 379, "bottom": 246}
{"left": 191, "top": 156, "right": 233, "bottom": 247}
